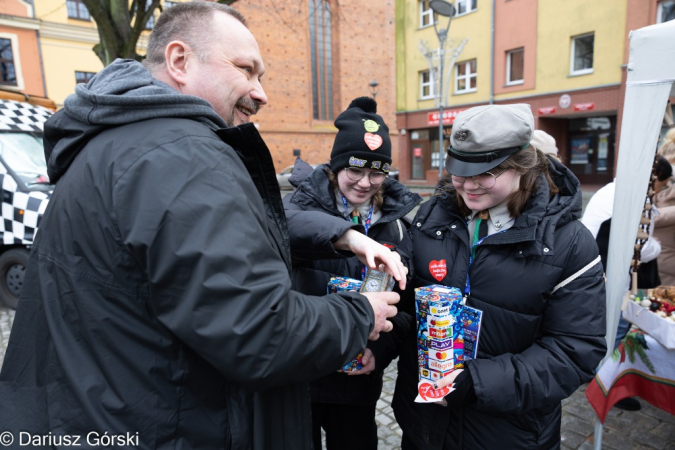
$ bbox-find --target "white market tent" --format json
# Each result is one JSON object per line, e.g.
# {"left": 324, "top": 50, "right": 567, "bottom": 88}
{"left": 593, "top": 19, "right": 675, "bottom": 449}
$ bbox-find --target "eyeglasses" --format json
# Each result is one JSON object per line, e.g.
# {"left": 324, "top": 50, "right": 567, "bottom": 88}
{"left": 345, "top": 167, "right": 387, "bottom": 185}
{"left": 450, "top": 168, "right": 508, "bottom": 189}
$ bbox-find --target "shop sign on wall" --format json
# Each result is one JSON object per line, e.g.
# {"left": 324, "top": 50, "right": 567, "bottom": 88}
{"left": 559, "top": 94, "right": 571, "bottom": 109}
{"left": 427, "top": 109, "right": 465, "bottom": 126}
{"left": 574, "top": 102, "right": 595, "bottom": 111}
{"left": 538, "top": 106, "right": 557, "bottom": 115}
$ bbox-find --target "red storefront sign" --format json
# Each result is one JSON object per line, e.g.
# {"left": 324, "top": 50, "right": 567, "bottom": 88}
{"left": 427, "top": 109, "right": 465, "bottom": 126}
{"left": 538, "top": 106, "right": 557, "bottom": 115}
{"left": 574, "top": 102, "right": 595, "bottom": 111}
{"left": 414, "top": 147, "right": 422, "bottom": 158}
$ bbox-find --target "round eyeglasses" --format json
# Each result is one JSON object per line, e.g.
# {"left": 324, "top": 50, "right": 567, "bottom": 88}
{"left": 450, "top": 168, "right": 508, "bottom": 189}
{"left": 345, "top": 167, "right": 387, "bottom": 185}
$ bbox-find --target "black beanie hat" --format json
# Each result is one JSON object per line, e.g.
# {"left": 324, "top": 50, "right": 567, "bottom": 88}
{"left": 330, "top": 97, "right": 392, "bottom": 173}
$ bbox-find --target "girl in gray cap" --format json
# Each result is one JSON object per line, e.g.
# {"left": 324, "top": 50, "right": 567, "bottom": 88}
{"left": 393, "top": 104, "right": 606, "bottom": 449}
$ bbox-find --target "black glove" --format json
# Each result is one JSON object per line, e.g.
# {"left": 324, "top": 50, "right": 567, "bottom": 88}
{"left": 442, "top": 368, "right": 477, "bottom": 408}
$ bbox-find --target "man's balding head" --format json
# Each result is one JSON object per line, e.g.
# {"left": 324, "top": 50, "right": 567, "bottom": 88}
{"left": 144, "top": 1, "right": 246, "bottom": 72}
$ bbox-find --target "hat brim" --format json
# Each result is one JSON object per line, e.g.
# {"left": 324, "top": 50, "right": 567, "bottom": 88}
{"left": 444, "top": 154, "right": 510, "bottom": 177}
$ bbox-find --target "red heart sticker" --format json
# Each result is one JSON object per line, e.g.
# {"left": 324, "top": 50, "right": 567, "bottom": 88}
{"left": 418, "top": 381, "right": 451, "bottom": 401}
{"left": 364, "top": 133, "right": 383, "bottom": 150}
{"left": 429, "top": 259, "right": 447, "bottom": 282}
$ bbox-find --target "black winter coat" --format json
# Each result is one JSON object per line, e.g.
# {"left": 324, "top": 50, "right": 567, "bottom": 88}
{"left": 284, "top": 163, "right": 421, "bottom": 404}
{"left": 0, "top": 61, "right": 376, "bottom": 450}
{"left": 393, "top": 159, "right": 606, "bottom": 449}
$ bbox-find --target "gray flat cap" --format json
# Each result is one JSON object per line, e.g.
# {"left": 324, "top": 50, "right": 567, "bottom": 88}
{"left": 446, "top": 104, "right": 534, "bottom": 177}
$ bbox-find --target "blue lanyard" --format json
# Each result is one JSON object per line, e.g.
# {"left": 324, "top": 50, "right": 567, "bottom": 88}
{"left": 340, "top": 193, "right": 374, "bottom": 236}
{"left": 340, "top": 192, "right": 374, "bottom": 280}
{"left": 464, "top": 219, "right": 505, "bottom": 296}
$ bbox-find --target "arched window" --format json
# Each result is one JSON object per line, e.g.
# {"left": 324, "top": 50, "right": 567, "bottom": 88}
{"left": 308, "top": 0, "right": 334, "bottom": 120}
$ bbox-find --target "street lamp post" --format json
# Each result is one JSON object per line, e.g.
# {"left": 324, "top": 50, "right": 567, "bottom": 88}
{"left": 429, "top": 0, "right": 455, "bottom": 181}
{"left": 369, "top": 78, "right": 379, "bottom": 99}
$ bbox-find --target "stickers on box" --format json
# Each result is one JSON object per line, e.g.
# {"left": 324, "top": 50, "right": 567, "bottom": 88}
{"left": 327, "top": 277, "right": 362, "bottom": 294}
{"left": 415, "top": 285, "right": 463, "bottom": 383}
{"left": 462, "top": 306, "right": 483, "bottom": 360}
{"left": 328, "top": 277, "right": 364, "bottom": 372}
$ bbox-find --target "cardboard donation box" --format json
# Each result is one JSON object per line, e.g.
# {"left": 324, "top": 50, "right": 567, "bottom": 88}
{"left": 327, "top": 271, "right": 395, "bottom": 372}
{"left": 414, "top": 285, "right": 484, "bottom": 403}
{"left": 327, "top": 277, "right": 364, "bottom": 372}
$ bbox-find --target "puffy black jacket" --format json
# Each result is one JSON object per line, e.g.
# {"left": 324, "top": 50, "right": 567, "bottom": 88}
{"left": 284, "top": 163, "right": 421, "bottom": 404}
{"left": 393, "top": 159, "right": 606, "bottom": 449}
{"left": 0, "top": 60, "right": 375, "bottom": 450}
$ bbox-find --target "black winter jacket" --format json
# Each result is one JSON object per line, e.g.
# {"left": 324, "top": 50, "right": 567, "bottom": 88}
{"left": 393, "top": 159, "right": 606, "bottom": 449}
{"left": 284, "top": 163, "right": 421, "bottom": 404}
{"left": 0, "top": 60, "right": 375, "bottom": 450}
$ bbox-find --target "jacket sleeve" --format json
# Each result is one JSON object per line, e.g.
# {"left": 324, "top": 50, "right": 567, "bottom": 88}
{"left": 112, "top": 136, "right": 374, "bottom": 391}
{"left": 469, "top": 225, "right": 607, "bottom": 414}
{"left": 284, "top": 208, "right": 364, "bottom": 262}
{"left": 654, "top": 204, "right": 675, "bottom": 228}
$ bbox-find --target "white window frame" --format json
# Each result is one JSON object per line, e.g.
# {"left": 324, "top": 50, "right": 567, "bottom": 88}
{"left": 506, "top": 48, "right": 524, "bottom": 86}
{"left": 570, "top": 32, "right": 594, "bottom": 76}
{"left": 454, "top": 0, "right": 477, "bottom": 17}
{"left": 420, "top": 1, "right": 434, "bottom": 28}
{"left": 657, "top": 0, "right": 675, "bottom": 23}
{"left": 455, "top": 60, "right": 477, "bottom": 94}
{"left": 420, "top": 70, "right": 434, "bottom": 100}
{"left": 0, "top": 33, "right": 24, "bottom": 91}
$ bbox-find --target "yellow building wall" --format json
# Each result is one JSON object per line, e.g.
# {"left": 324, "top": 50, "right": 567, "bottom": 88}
{"left": 34, "top": 0, "right": 162, "bottom": 107}
{"left": 40, "top": 36, "right": 103, "bottom": 106}
{"left": 534, "top": 0, "right": 626, "bottom": 95}
{"left": 36, "top": 0, "right": 97, "bottom": 27}
{"left": 397, "top": 0, "right": 491, "bottom": 113}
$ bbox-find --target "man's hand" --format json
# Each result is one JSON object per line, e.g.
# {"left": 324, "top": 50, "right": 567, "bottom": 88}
{"left": 334, "top": 229, "right": 408, "bottom": 290}
{"left": 347, "top": 348, "right": 375, "bottom": 376}
{"left": 361, "top": 291, "right": 399, "bottom": 340}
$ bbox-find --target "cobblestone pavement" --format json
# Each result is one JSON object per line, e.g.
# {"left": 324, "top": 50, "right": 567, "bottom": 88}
{"left": 2, "top": 307, "right": 674, "bottom": 449}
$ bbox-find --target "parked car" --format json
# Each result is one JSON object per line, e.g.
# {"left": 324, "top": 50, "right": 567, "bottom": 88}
{"left": 277, "top": 163, "right": 318, "bottom": 190}
{"left": 0, "top": 94, "right": 55, "bottom": 309}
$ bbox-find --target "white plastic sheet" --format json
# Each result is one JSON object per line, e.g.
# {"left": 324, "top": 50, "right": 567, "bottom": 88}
{"left": 594, "top": 19, "right": 675, "bottom": 449}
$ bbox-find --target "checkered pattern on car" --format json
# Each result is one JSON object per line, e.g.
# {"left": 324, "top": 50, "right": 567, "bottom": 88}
{"left": 0, "top": 166, "right": 50, "bottom": 245}
{"left": 0, "top": 99, "right": 52, "bottom": 133}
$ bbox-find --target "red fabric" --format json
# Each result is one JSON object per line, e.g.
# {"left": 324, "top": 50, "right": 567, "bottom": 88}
{"left": 586, "top": 370, "right": 675, "bottom": 423}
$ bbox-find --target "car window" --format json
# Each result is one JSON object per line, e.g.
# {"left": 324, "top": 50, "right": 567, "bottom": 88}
{"left": 0, "top": 132, "right": 51, "bottom": 185}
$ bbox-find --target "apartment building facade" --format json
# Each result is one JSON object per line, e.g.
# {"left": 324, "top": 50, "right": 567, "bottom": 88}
{"left": 396, "top": 0, "right": 675, "bottom": 187}
{"left": 0, "top": 0, "right": 48, "bottom": 98}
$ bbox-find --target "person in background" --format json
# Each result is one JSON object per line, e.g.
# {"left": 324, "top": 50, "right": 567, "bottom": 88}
{"left": 655, "top": 128, "right": 675, "bottom": 285}
{"left": 581, "top": 155, "right": 671, "bottom": 411}
{"left": 530, "top": 129, "right": 561, "bottom": 162}
{"left": 0, "top": 3, "right": 405, "bottom": 449}
{"left": 393, "top": 104, "right": 606, "bottom": 449}
{"left": 284, "top": 96, "right": 422, "bottom": 450}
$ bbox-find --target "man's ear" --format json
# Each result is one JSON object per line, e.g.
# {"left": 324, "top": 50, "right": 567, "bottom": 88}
{"left": 164, "top": 40, "right": 191, "bottom": 86}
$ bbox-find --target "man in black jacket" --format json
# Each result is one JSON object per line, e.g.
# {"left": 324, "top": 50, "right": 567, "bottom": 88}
{"left": 0, "top": 3, "right": 404, "bottom": 449}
